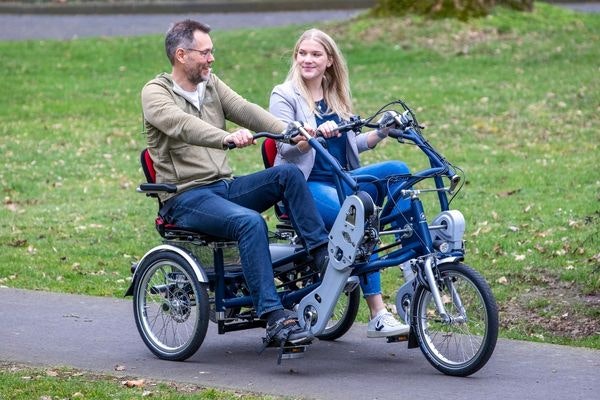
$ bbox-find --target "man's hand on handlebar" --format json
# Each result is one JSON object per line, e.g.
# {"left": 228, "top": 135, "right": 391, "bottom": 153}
{"left": 224, "top": 129, "right": 256, "bottom": 148}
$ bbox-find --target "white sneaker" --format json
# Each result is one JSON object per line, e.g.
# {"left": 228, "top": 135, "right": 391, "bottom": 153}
{"left": 367, "top": 309, "right": 410, "bottom": 338}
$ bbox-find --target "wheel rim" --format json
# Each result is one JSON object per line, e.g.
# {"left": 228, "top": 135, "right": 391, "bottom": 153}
{"left": 136, "top": 260, "right": 200, "bottom": 354}
{"left": 417, "top": 271, "right": 488, "bottom": 368}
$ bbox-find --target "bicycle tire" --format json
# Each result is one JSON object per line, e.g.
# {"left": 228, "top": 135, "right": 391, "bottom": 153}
{"left": 316, "top": 284, "right": 361, "bottom": 341}
{"left": 133, "top": 251, "right": 209, "bottom": 361}
{"left": 411, "top": 262, "right": 498, "bottom": 376}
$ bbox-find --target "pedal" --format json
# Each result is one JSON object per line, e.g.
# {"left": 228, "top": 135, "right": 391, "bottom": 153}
{"left": 386, "top": 334, "right": 409, "bottom": 343}
{"left": 280, "top": 342, "right": 310, "bottom": 360}
{"left": 263, "top": 337, "right": 311, "bottom": 348}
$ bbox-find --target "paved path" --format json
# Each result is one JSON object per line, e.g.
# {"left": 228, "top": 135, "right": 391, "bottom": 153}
{"left": 1, "top": 287, "right": 599, "bottom": 400}
{"left": 0, "top": 9, "right": 364, "bottom": 41}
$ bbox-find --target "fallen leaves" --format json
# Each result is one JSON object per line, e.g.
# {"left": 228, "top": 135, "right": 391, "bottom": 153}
{"left": 498, "top": 270, "right": 600, "bottom": 340}
{"left": 8, "top": 238, "right": 28, "bottom": 247}
{"left": 498, "top": 188, "right": 522, "bottom": 197}
{"left": 122, "top": 378, "right": 145, "bottom": 388}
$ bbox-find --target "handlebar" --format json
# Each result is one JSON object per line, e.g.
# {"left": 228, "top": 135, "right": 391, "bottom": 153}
{"left": 315, "top": 116, "right": 376, "bottom": 138}
{"left": 227, "top": 100, "right": 462, "bottom": 200}
{"left": 226, "top": 132, "right": 282, "bottom": 149}
{"left": 226, "top": 121, "right": 303, "bottom": 149}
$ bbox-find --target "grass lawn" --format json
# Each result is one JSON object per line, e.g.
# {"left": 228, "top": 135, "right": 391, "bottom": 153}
{"left": 0, "top": 362, "right": 286, "bottom": 400}
{"left": 0, "top": 1, "right": 598, "bottom": 357}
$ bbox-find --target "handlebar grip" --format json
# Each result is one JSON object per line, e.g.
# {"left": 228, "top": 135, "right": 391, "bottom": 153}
{"left": 138, "top": 183, "right": 178, "bottom": 194}
{"left": 225, "top": 131, "right": 281, "bottom": 149}
{"left": 387, "top": 128, "right": 405, "bottom": 140}
{"left": 448, "top": 175, "right": 461, "bottom": 194}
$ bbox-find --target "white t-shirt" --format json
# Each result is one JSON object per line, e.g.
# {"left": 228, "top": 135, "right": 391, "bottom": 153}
{"left": 172, "top": 81, "right": 207, "bottom": 111}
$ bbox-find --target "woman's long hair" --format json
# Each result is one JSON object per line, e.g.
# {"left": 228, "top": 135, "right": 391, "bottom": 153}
{"left": 286, "top": 29, "right": 353, "bottom": 120}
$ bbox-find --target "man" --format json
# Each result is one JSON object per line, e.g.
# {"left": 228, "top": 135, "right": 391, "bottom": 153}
{"left": 141, "top": 19, "right": 328, "bottom": 345}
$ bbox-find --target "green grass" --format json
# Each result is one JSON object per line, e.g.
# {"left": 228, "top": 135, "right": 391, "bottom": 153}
{"left": 0, "top": 363, "right": 286, "bottom": 400}
{"left": 1, "top": 2, "right": 598, "bottom": 353}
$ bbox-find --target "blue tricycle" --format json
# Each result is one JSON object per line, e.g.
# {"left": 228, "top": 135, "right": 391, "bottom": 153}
{"left": 127, "top": 100, "right": 498, "bottom": 377}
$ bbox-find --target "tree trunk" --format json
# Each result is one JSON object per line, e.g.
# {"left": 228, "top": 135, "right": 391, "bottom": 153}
{"left": 497, "top": 0, "right": 534, "bottom": 11}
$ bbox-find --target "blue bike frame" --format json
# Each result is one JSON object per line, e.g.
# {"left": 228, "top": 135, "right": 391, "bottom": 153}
{"left": 301, "top": 122, "right": 463, "bottom": 281}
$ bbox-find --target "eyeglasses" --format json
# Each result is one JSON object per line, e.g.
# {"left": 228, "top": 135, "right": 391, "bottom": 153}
{"left": 185, "top": 48, "right": 215, "bottom": 57}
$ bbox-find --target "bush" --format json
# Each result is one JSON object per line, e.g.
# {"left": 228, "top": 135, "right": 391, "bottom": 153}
{"left": 372, "top": 0, "right": 533, "bottom": 20}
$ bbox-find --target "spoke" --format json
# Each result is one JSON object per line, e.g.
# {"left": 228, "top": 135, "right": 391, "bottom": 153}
{"left": 419, "top": 271, "right": 488, "bottom": 365}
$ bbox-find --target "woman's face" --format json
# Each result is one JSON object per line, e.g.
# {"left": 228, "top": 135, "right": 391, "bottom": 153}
{"left": 295, "top": 38, "right": 331, "bottom": 84}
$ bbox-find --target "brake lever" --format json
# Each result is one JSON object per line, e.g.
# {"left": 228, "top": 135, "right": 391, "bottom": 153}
{"left": 282, "top": 121, "right": 303, "bottom": 144}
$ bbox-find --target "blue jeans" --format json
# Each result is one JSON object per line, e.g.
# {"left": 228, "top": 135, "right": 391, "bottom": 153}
{"left": 165, "top": 164, "right": 328, "bottom": 317}
{"left": 308, "top": 160, "right": 410, "bottom": 297}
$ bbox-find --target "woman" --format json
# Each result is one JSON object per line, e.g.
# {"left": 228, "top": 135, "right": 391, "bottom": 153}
{"left": 269, "top": 28, "right": 410, "bottom": 338}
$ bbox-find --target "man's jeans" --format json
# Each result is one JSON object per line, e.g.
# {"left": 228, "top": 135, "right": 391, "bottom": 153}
{"left": 308, "top": 160, "right": 410, "bottom": 297}
{"left": 165, "top": 164, "right": 328, "bottom": 318}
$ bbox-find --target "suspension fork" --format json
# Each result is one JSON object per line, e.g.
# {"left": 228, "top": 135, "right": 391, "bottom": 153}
{"left": 421, "top": 255, "right": 451, "bottom": 324}
{"left": 446, "top": 274, "right": 467, "bottom": 323}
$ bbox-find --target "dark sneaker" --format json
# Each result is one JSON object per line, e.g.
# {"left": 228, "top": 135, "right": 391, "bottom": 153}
{"left": 259, "top": 314, "right": 313, "bottom": 364}
{"left": 264, "top": 315, "right": 312, "bottom": 346}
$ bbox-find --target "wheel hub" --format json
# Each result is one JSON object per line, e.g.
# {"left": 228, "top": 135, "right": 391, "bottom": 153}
{"left": 163, "top": 289, "right": 191, "bottom": 323}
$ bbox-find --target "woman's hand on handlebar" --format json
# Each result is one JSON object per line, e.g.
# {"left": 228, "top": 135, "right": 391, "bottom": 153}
{"left": 316, "top": 120, "right": 341, "bottom": 138}
{"left": 224, "top": 129, "right": 256, "bottom": 148}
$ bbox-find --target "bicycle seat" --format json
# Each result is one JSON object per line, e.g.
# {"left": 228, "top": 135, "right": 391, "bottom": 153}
{"left": 138, "top": 149, "right": 233, "bottom": 245}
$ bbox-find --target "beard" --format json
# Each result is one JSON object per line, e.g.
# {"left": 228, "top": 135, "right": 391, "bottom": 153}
{"left": 186, "top": 64, "right": 211, "bottom": 86}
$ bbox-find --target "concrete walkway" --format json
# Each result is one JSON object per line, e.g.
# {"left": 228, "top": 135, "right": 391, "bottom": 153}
{"left": 1, "top": 287, "right": 599, "bottom": 400}
{"left": 0, "top": 9, "right": 365, "bottom": 41}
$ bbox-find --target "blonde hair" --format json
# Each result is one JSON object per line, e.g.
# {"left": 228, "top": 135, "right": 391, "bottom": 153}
{"left": 286, "top": 29, "right": 353, "bottom": 120}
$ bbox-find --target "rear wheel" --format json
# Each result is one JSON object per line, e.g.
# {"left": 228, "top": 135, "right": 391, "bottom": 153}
{"left": 316, "top": 284, "right": 360, "bottom": 341}
{"left": 411, "top": 262, "right": 498, "bottom": 376}
{"left": 133, "top": 251, "right": 209, "bottom": 361}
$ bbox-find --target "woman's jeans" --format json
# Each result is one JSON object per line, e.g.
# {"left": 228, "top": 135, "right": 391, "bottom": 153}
{"left": 165, "top": 164, "right": 328, "bottom": 318}
{"left": 308, "top": 160, "right": 410, "bottom": 297}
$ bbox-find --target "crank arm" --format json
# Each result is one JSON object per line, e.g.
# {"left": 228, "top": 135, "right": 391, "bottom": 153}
{"left": 297, "top": 193, "right": 374, "bottom": 334}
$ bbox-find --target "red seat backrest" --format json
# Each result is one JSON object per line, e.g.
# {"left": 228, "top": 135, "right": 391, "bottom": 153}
{"left": 260, "top": 138, "right": 292, "bottom": 221}
{"left": 261, "top": 138, "right": 277, "bottom": 169}
{"left": 140, "top": 149, "right": 156, "bottom": 184}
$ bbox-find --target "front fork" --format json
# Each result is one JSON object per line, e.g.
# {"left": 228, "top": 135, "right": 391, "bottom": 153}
{"left": 421, "top": 256, "right": 451, "bottom": 324}
{"left": 403, "top": 192, "right": 454, "bottom": 322}
{"left": 399, "top": 192, "right": 462, "bottom": 325}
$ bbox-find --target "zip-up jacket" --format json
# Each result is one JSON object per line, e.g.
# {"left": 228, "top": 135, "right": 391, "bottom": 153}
{"left": 141, "top": 72, "right": 287, "bottom": 201}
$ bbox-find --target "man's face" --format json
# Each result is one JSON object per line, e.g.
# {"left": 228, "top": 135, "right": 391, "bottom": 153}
{"left": 182, "top": 30, "right": 214, "bottom": 85}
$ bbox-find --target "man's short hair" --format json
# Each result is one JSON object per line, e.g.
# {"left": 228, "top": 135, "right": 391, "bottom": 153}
{"left": 165, "top": 19, "right": 211, "bottom": 65}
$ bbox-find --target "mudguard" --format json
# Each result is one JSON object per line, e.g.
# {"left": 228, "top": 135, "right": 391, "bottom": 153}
{"left": 124, "top": 244, "right": 208, "bottom": 296}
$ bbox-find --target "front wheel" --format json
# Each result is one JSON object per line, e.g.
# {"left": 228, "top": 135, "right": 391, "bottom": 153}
{"left": 411, "top": 262, "right": 498, "bottom": 377}
{"left": 132, "top": 251, "right": 209, "bottom": 361}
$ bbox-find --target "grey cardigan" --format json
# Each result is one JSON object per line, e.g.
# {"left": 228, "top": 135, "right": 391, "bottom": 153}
{"left": 269, "top": 81, "right": 370, "bottom": 179}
